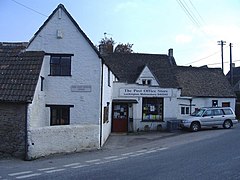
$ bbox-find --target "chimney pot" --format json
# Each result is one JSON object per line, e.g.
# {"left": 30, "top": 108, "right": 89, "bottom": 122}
{"left": 168, "top": 48, "right": 173, "bottom": 57}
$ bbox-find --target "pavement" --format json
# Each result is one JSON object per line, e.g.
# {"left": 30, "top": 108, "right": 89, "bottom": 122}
{"left": 102, "top": 129, "right": 183, "bottom": 150}
{"left": 0, "top": 129, "right": 184, "bottom": 160}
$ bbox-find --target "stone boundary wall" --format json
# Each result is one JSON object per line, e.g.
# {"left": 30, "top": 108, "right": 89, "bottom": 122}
{"left": 0, "top": 103, "right": 26, "bottom": 158}
{"left": 27, "top": 125, "right": 99, "bottom": 160}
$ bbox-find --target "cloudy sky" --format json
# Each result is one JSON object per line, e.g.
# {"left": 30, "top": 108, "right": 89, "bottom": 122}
{"left": 1, "top": 0, "right": 240, "bottom": 74}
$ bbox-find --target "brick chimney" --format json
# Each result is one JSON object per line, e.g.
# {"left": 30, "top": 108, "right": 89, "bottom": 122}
{"left": 99, "top": 44, "right": 113, "bottom": 56}
{"left": 168, "top": 48, "right": 176, "bottom": 66}
{"left": 168, "top": 48, "right": 173, "bottom": 57}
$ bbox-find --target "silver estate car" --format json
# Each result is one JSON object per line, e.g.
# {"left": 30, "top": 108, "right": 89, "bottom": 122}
{"left": 180, "top": 107, "right": 238, "bottom": 132}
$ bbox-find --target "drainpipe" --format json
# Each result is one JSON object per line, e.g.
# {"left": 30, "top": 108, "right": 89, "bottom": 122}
{"left": 24, "top": 103, "right": 29, "bottom": 160}
{"left": 189, "top": 99, "right": 192, "bottom": 114}
{"left": 99, "top": 60, "right": 104, "bottom": 148}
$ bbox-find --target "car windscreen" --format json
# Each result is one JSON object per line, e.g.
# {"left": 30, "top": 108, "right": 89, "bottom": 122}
{"left": 191, "top": 109, "right": 205, "bottom": 117}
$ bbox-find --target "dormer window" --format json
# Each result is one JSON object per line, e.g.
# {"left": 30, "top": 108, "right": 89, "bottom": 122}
{"left": 142, "top": 79, "right": 152, "bottom": 85}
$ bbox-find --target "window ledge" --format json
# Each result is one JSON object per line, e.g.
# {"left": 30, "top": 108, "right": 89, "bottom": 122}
{"left": 141, "top": 120, "right": 164, "bottom": 122}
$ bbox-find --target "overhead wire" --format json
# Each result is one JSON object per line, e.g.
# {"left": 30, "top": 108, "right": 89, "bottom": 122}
{"left": 184, "top": 50, "right": 221, "bottom": 65}
{"left": 188, "top": 0, "right": 206, "bottom": 25}
{"left": 176, "top": 0, "right": 201, "bottom": 28}
{"left": 10, "top": 0, "right": 48, "bottom": 17}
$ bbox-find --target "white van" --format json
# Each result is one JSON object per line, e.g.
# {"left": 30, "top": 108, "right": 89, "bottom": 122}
{"left": 179, "top": 107, "right": 238, "bottom": 132}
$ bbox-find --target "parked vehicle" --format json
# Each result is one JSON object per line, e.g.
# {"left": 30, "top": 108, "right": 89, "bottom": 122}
{"left": 180, "top": 107, "right": 238, "bottom": 132}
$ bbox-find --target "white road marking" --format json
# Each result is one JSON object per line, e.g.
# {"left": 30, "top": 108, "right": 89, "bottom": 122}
{"left": 233, "top": 156, "right": 240, "bottom": 160}
{"left": 156, "top": 147, "right": 168, "bottom": 151}
{"left": 145, "top": 150, "right": 157, "bottom": 153}
{"left": 63, "top": 163, "right": 81, "bottom": 167}
{"left": 9, "top": 171, "right": 32, "bottom": 176}
{"left": 94, "top": 160, "right": 111, "bottom": 165}
{"left": 38, "top": 167, "right": 56, "bottom": 171}
{"left": 86, "top": 159, "right": 101, "bottom": 163}
{"left": 111, "top": 157, "right": 128, "bottom": 161}
{"left": 104, "top": 156, "right": 118, "bottom": 160}
{"left": 16, "top": 173, "right": 41, "bottom": 179}
{"left": 45, "top": 169, "right": 65, "bottom": 173}
{"left": 71, "top": 164, "right": 89, "bottom": 169}
{"left": 129, "top": 153, "right": 145, "bottom": 157}
{"left": 136, "top": 149, "right": 148, "bottom": 153}
{"left": 121, "top": 152, "right": 135, "bottom": 156}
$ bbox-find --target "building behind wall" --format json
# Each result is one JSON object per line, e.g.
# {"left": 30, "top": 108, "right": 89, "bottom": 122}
{"left": 104, "top": 51, "right": 236, "bottom": 133}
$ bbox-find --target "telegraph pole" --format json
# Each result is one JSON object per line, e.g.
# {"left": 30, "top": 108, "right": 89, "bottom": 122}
{"left": 229, "top": 43, "right": 233, "bottom": 85}
{"left": 218, "top": 40, "right": 226, "bottom": 73}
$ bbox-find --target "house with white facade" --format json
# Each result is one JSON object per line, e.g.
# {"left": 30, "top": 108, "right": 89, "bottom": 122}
{"left": 25, "top": 4, "right": 117, "bottom": 159}
{"left": 0, "top": 4, "right": 116, "bottom": 159}
{"left": 103, "top": 51, "right": 236, "bottom": 132}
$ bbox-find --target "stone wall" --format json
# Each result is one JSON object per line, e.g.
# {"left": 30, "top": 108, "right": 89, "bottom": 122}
{"left": 27, "top": 124, "right": 99, "bottom": 160}
{"left": 0, "top": 103, "right": 26, "bottom": 158}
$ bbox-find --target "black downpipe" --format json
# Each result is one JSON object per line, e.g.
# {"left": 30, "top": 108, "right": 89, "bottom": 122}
{"left": 99, "top": 61, "right": 104, "bottom": 148}
{"left": 24, "top": 103, "right": 29, "bottom": 160}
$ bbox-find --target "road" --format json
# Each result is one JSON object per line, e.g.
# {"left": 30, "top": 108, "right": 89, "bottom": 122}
{"left": 1, "top": 125, "right": 240, "bottom": 180}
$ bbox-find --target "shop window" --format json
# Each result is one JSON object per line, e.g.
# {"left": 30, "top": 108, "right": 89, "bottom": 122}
{"left": 50, "top": 55, "right": 71, "bottom": 76}
{"left": 142, "top": 98, "right": 163, "bottom": 121}
{"left": 46, "top": 105, "right": 74, "bottom": 125}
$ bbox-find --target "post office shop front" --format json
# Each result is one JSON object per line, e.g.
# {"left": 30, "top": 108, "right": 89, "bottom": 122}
{"left": 111, "top": 83, "right": 180, "bottom": 132}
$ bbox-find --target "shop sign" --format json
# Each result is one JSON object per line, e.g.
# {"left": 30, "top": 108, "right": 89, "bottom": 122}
{"left": 119, "top": 88, "right": 172, "bottom": 97}
{"left": 71, "top": 85, "right": 91, "bottom": 92}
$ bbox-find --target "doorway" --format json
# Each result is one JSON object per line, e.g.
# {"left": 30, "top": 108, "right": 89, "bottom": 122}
{"left": 112, "top": 103, "right": 128, "bottom": 132}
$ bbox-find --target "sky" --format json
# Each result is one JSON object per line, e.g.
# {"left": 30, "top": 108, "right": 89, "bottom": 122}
{"left": 1, "top": 0, "right": 240, "bottom": 74}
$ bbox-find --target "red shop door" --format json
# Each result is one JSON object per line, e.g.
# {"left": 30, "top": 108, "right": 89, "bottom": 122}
{"left": 112, "top": 104, "right": 128, "bottom": 132}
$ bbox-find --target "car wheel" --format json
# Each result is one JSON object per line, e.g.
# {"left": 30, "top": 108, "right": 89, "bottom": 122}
{"left": 223, "top": 120, "right": 232, "bottom": 129}
{"left": 191, "top": 122, "right": 200, "bottom": 132}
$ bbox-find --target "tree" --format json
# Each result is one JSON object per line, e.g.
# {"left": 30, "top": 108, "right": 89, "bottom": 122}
{"left": 98, "top": 35, "right": 133, "bottom": 54}
{"left": 114, "top": 43, "right": 133, "bottom": 54}
{"left": 99, "top": 36, "right": 115, "bottom": 46}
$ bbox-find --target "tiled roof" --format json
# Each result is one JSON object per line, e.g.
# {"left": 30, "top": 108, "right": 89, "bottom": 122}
{"left": 104, "top": 53, "right": 235, "bottom": 98}
{"left": 0, "top": 43, "right": 44, "bottom": 103}
{"left": 174, "top": 66, "right": 236, "bottom": 97}
{"left": 103, "top": 53, "right": 179, "bottom": 88}
{"left": 226, "top": 66, "right": 240, "bottom": 86}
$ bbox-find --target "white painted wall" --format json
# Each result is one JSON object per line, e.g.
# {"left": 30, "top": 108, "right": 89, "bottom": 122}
{"left": 113, "top": 82, "right": 180, "bottom": 131}
{"left": 27, "top": 125, "right": 99, "bottom": 159}
{"left": 101, "top": 65, "right": 115, "bottom": 145}
{"left": 177, "top": 97, "right": 236, "bottom": 119}
{"left": 27, "top": 8, "right": 102, "bottom": 127}
{"left": 26, "top": 7, "right": 104, "bottom": 156}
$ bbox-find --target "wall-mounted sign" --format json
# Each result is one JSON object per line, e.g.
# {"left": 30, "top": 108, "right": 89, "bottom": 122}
{"left": 71, "top": 85, "right": 91, "bottom": 92}
{"left": 119, "top": 88, "right": 172, "bottom": 97}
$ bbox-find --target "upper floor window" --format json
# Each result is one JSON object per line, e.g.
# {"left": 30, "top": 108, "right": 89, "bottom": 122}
{"left": 142, "top": 79, "right": 152, "bottom": 85}
{"left": 50, "top": 55, "right": 72, "bottom": 76}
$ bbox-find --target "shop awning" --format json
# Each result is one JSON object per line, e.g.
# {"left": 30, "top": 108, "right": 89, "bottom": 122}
{"left": 112, "top": 99, "right": 138, "bottom": 104}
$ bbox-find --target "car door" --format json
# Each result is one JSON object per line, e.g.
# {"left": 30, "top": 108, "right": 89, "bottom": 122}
{"left": 212, "top": 109, "right": 225, "bottom": 125}
{"left": 200, "top": 109, "right": 213, "bottom": 126}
